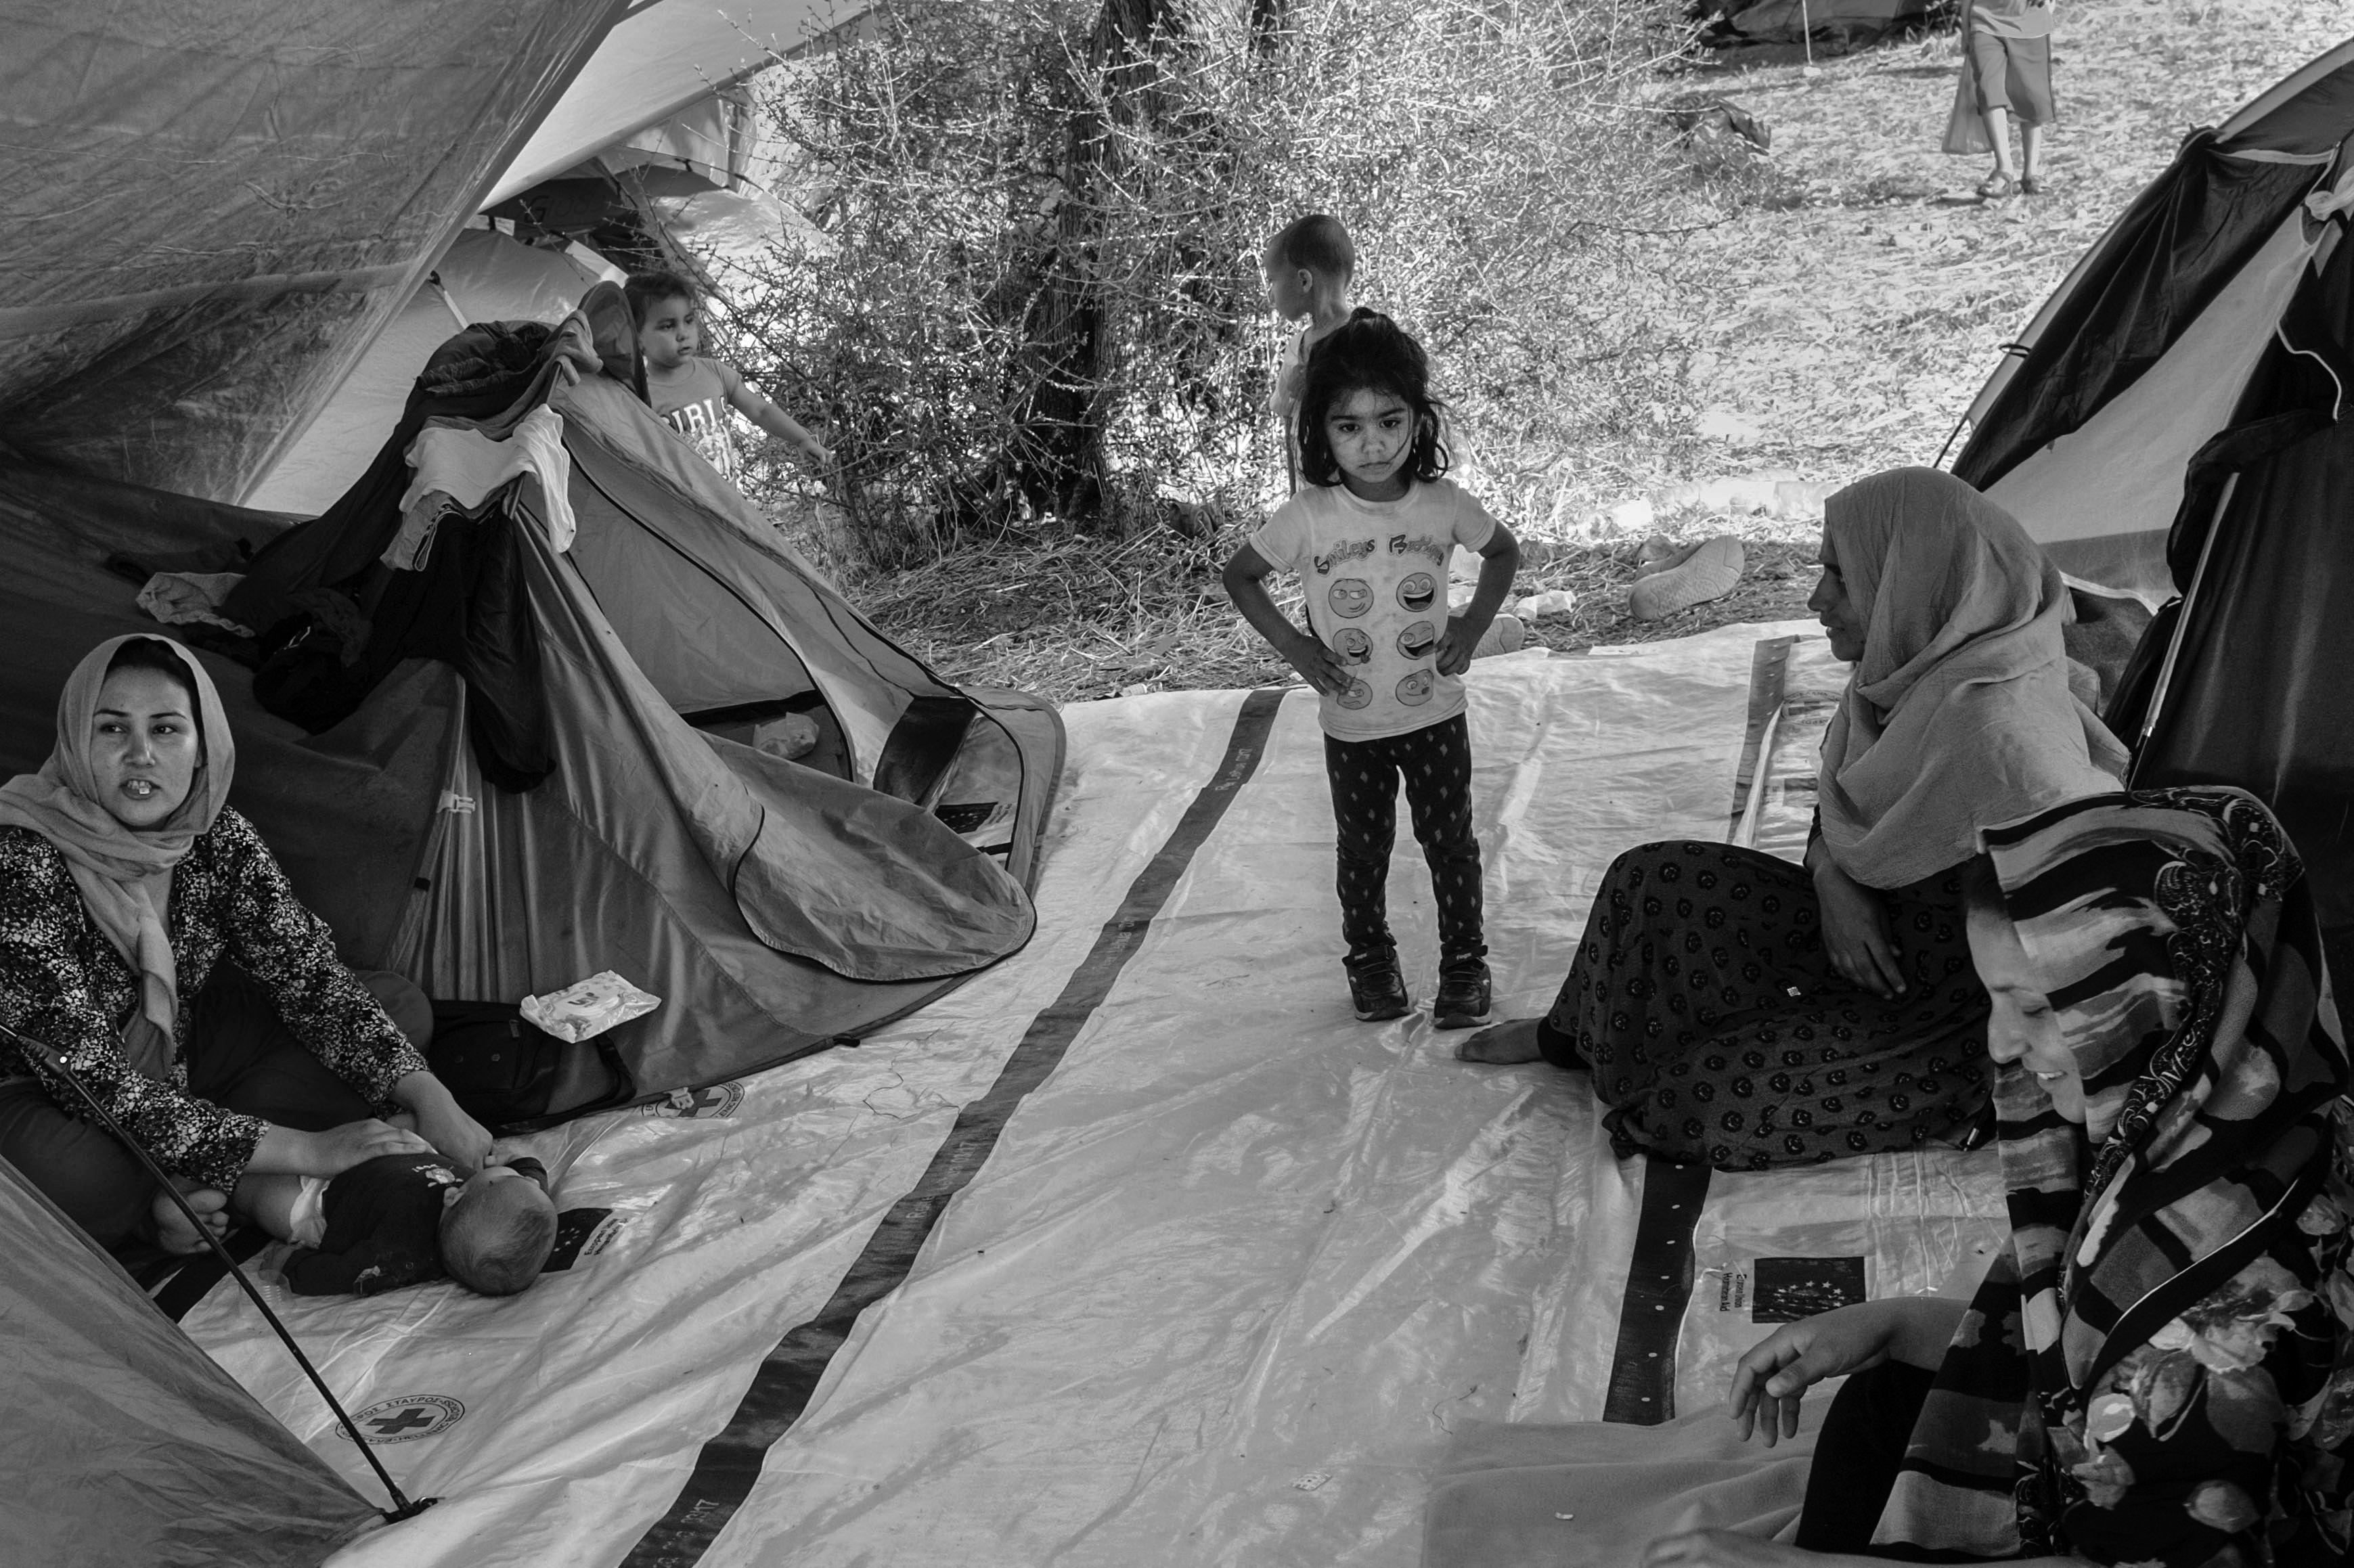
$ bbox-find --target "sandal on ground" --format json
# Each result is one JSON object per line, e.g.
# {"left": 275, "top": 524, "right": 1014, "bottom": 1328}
{"left": 1976, "top": 171, "right": 2016, "bottom": 200}
{"left": 2020, "top": 173, "right": 2049, "bottom": 196}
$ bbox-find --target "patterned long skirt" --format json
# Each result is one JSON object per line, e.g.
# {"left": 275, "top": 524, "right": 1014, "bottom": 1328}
{"left": 1538, "top": 842, "right": 1991, "bottom": 1170}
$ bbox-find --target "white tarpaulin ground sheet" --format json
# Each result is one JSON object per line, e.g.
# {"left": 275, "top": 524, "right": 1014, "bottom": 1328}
{"left": 176, "top": 623, "right": 2005, "bottom": 1567}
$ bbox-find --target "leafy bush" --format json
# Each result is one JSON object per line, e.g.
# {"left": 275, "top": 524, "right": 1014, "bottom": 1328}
{"left": 714, "top": 0, "right": 1720, "bottom": 567}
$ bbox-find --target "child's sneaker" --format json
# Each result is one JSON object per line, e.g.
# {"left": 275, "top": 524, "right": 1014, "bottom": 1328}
{"left": 1628, "top": 535, "right": 1745, "bottom": 622}
{"left": 1347, "top": 952, "right": 1412, "bottom": 1022}
{"left": 1470, "top": 612, "right": 1526, "bottom": 659}
{"left": 1432, "top": 961, "right": 1492, "bottom": 1030}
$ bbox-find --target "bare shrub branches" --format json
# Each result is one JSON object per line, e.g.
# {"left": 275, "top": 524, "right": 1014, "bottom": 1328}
{"left": 713, "top": 0, "right": 1715, "bottom": 566}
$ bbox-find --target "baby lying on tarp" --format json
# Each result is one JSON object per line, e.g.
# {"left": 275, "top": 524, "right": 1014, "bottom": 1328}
{"left": 244, "top": 1155, "right": 558, "bottom": 1297}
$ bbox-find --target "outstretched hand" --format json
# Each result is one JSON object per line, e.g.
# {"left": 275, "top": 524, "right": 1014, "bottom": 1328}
{"left": 409, "top": 1098, "right": 497, "bottom": 1174}
{"left": 305, "top": 1119, "right": 436, "bottom": 1177}
{"left": 1727, "top": 1301, "right": 1903, "bottom": 1446}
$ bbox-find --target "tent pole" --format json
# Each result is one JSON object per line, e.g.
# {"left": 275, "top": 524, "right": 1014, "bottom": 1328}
{"left": 2131, "top": 471, "right": 2238, "bottom": 784}
{"left": 0, "top": 1023, "right": 439, "bottom": 1525}
{"left": 1933, "top": 408, "right": 1970, "bottom": 468}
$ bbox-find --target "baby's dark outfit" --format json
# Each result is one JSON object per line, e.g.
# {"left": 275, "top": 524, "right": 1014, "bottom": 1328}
{"left": 283, "top": 1152, "right": 462, "bottom": 1297}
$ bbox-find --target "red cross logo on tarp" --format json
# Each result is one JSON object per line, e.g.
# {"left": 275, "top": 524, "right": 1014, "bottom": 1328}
{"left": 340, "top": 1394, "right": 466, "bottom": 1445}
{"left": 370, "top": 1408, "right": 437, "bottom": 1437}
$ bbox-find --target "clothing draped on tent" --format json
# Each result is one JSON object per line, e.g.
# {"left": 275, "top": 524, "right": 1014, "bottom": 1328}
{"left": 0, "top": 304, "right": 1061, "bottom": 1110}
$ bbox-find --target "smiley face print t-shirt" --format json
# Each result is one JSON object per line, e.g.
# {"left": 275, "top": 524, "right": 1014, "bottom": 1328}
{"left": 1248, "top": 478, "right": 1500, "bottom": 742}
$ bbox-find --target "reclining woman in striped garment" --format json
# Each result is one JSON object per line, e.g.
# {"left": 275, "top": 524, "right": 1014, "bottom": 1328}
{"left": 1648, "top": 788, "right": 2352, "bottom": 1568}
{"left": 1457, "top": 468, "right": 2128, "bottom": 1171}
{"left": 0, "top": 635, "right": 491, "bottom": 1258}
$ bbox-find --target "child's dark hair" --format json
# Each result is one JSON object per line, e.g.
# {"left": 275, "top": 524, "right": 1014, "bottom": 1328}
{"left": 623, "top": 269, "right": 699, "bottom": 326}
{"left": 1265, "top": 214, "right": 1354, "bottom": 283}
{"left": 1295, "top": 310, "right": 1450, "bottom": 489}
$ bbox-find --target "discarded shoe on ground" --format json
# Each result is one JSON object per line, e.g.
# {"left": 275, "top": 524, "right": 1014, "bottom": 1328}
{"left": 1471, "top": 613, "right": 1526, "bottom": 659}
{"left": 1628, "top": 535, "right": 1745, "bottom": 621}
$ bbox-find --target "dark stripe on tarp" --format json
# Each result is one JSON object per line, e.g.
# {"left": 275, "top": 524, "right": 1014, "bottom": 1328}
{"left": 1601, "top": 1154, "right": 1712, "bottom": 1424}
{"left": 1726, "top": 635, "right": 1796, "bottom": 836}
{"left": 148, "top": 1228, "right": 272, "bottom": 1322}
{"left": 620, "top": 687, "right": 1287, "bottom": 1567}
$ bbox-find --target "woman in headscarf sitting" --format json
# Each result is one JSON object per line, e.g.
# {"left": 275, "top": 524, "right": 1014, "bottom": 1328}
{"left": 1645, "top": 787, "right": 2351, "bottom": 1568}
{"left": 1457, "top": 467, "right": 2129, "bottom": 1170}
{"left": 0, "top": 635, "right": 492, "bottom": 1254}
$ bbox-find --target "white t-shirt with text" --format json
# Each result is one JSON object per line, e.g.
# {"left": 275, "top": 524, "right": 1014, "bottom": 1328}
{"left": 1249, "top": 478, "right": 1501, "bottom": 742}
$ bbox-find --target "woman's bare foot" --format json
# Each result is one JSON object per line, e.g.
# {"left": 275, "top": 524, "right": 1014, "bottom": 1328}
{"left": 150, "top": 1182, "right": 229, "bottom": 1255}
{"left": 1453, "top": 1017, "right": 1548, "bottom": 1065}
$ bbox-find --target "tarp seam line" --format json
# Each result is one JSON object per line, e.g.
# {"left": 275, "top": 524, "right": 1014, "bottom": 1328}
{"left": 1601, "top": 1154, "right": 1712, "bottom": 1424}
{"left": 617, "top": 686, "right": 1288, "bottom": 1568}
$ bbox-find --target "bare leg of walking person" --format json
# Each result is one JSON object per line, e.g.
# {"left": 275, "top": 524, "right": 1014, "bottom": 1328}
{"left": 2020, "top": 122, "right": 2047, "bottom": 193}
{"left": 1979, "top": 105, "right": 2018, "bottom": 196}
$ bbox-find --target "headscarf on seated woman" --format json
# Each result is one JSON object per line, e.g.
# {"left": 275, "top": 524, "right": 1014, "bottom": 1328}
{"left": 1816, "top": 466, "right": 2128, "bottom": 889}
{"left": 1876, "top": 788, "right": 2352, "bottom": 1566}
{"left": 0, "top": 635, "right": 236, "bottom": 1078}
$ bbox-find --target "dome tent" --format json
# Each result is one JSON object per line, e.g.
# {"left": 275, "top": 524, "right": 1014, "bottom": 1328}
{"left": 0, "top": 4, "right": 1067, "bottom": 1563}
{"left": 0, "top": 1157, "right": 383, "bottom": 1566}
{"left": 0, "top": 0, "right": 1058, "bottom": 1109}
{"left": 1950, "top": 37, "right": 2354, "bottom": 977}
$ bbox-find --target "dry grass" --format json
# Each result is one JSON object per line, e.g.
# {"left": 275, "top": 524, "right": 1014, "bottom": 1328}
{"left": 848, "top": 0, "right": 2350, "bottom": 704}
{"left": 853, "top": 516, "right": 1826, "bottom": 702}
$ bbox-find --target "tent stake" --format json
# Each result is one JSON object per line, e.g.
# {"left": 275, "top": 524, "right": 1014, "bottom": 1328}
{"left": 2131, "top": 471, "right": 2238, "bottom": 783}
{"left": 0, "top": 1023, "right": 439, "bottom": 1525}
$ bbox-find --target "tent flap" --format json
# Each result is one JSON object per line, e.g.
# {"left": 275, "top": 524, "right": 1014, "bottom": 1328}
{"left": 0, "top": 1160, "right": 381, "bottom": 1567}
{"left": 0, "top": 1, "right": 620, "bottom": 502}
{"left": 1955, "top": 136, "right": 2322, "bottom": 496}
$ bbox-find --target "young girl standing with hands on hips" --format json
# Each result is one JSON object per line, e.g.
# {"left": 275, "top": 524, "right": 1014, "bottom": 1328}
{"left": 1223, "top": 311, "right": 1520, "bottom": 1027}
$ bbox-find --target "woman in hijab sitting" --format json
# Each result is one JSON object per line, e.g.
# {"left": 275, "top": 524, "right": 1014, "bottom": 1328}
{"left": 0, "top": 635, "right": 492, "bottom": 1255}
{"left": 1645, "top": 787, "right": 2351, "bottom": 1568}
{"left": 1457, "top": 467, "right": 2129, "bottom": 1170}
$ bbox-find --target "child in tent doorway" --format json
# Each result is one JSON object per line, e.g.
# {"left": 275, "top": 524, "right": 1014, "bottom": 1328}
{"left": 241, "top": 1152, "right": 558, "bottom": 1297}
{"left": 1262, "top": 214, "right": 1358, "bottom": 491}
{"left": 1223, "top": 311, "right": 1521, "bottom": 1027}
{"left": 624, "top": 269, "right": 831, "bottom": 487}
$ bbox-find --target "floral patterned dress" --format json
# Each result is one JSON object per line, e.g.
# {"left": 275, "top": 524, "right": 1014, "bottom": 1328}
{"left": 1870, "top": 789, "right": 2353, "bottom": 1567}
{"left": 0, "top": 811, "right": 428, "bottom": 1191}
{"left": 2053, "top": 1217, "right": 2354, "bottom": 1563}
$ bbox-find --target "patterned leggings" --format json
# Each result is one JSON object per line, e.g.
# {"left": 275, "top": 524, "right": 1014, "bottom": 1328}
{"left": 1323, "top": 714, "right": 1486, "bottom": 972}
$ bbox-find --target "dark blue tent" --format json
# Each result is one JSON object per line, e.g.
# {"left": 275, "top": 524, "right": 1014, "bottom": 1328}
{"left": 1953, "top": 39, "right": 2354, "bottom": 976}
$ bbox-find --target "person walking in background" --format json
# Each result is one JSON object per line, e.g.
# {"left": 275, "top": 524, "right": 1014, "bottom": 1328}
{"left": 1944, "top": 0, "right": 2058, "bottom": 199}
